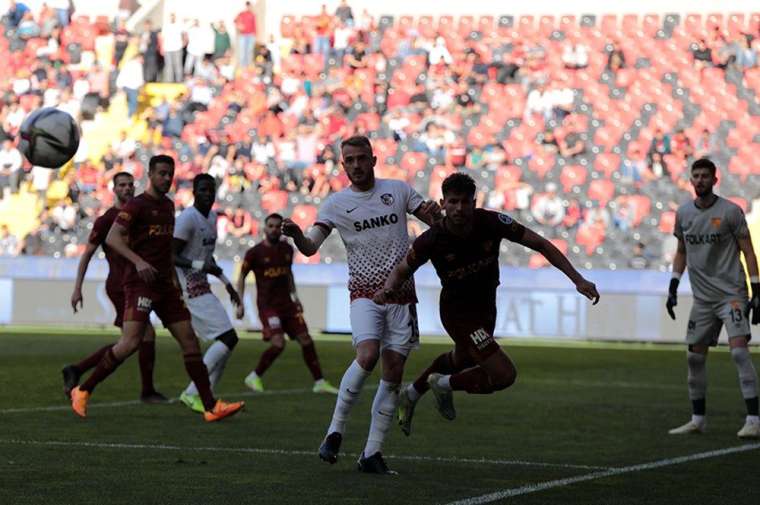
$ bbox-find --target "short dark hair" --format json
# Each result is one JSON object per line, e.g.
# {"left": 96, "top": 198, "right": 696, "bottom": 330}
{"left": 192, "top": 173, "right": 215, "bottom": 191}
{"left": 691, "top": 157, "right": 716, "bottom": 176}
{"left": 113, "top": 171, "right": 134, "bottom": 184}
{"left": 340, "top": 135, "right": 373, "bottom": 153}
{"left": 148, "top": 154, "right": 175, "bottom": 172}
{"left": 441, "top": 172, "right": 477, "bottom": 198}
{"left": 265, "top": 213, "right": 283, "bottom": 224}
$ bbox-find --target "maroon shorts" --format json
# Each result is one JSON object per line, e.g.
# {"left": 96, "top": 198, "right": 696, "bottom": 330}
{"left": 440, "top": 302, "right": 500, "bottom": 362}
{"left": 105, "top": 284, "right": 125, "bottom": 328}
{"left": 259, "top": 305, "right": 309, "bottom": 341}
{"left": 123, "top": 280, "right": 191, "bottom": 326}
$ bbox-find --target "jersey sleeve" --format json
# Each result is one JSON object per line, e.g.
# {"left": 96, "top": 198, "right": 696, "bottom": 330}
{"left": 404, "top": 182, "right": 425, "bottom": 214}
{"left": 486, "top": 210, "right": 525, "bottom": 242}
{"left": 727, "top": 204, "right": 750, "bottom": 239}
{"left": 673, "top": 209, "right": 684, "bottom": 240}
{"left": 173, "top": 210, "right": 194, "bottom": 242}
{"left": 406, "top": 230, "right": 434, "bottom": 270}
{"left": 315, "top": 196, "right": 336, "bottom": 231}
{"left": 241, "top": 248, "right": 257, "bottom": 271}
{"left": 87, "top": 215, "right": 108, "bottom": 247}
{"left": 114, "top": 199, "right": 139, "bottom": 233}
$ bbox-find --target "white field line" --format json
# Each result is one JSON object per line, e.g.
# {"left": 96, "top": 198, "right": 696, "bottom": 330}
{"left": 443, "top": 442, "right": 760, "bottom": 505}
{"left": 1, "top": 376, "right": 731, "bottom": 415}
{"left": 0, "top": 439, "right": 610, "bottom": 471}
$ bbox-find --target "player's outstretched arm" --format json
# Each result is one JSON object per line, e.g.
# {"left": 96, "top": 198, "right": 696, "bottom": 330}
{"left": 517, "top": 228, "right": 600, "bottom": 304}
{"left": 413, "top": 201, "right": 443, "bottom": 227}
{"left": 282, "top": 219, "right": 327, "bottom": 256}
{"left": 71, "top": 242, "right": 99, "bottom": 313}
{"left": 105, "top": 222, "right": 158, "bottom": 284}
{"left": 667, "top": 238, "right": 687, "bottom": 320}
{"left": 738, "top": 235, "right": 760, "bottom": 324}
{"left": 373, "top": 258, "right": 417, "bottom": 305}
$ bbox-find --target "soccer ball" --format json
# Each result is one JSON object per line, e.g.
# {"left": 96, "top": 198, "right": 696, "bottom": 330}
{"left": 19, "top": 108, "right": 80, "bottom": 168}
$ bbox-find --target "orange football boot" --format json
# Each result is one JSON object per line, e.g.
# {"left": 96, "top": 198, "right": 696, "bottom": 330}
{"left": 203, "top": 399, "right": 245, "bottom": 422}
{"left": 70, "top": 386, "right": 89, "bottom": 418}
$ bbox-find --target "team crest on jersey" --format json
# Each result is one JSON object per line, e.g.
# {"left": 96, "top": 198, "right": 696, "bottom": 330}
{"left": 380, "top": 193, "right": 394, "bottom": 206}
{"left": 498, "top": 213, "right": 513, "bottom": 225}
{"left": 710, "top": 218, "right": 721, "bottom": 229}
{"left": 118, "top": 211, "right": 131, "bottom": 221}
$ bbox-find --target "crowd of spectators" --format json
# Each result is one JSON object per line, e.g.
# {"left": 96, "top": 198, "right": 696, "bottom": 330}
{"left": 0, "top": 4, "right": 759, "bottom": 270}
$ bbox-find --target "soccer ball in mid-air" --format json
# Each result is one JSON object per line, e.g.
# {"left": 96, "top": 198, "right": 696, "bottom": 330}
{"left": 19, "top": 108, "right": 80, "bottom": 168}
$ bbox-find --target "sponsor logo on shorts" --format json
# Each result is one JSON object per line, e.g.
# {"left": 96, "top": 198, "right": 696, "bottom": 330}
{"left": 380, "top": 193, "right": 394, "bottom": 206}
{"left": 137, "top": 296, "right": 152, "bottom": 312}
{"left": 267, "top": 316, "right": 282, "bottom": 328}
{"left": 687, "top": 320, "right": 696, "bottom": 331}
{"left": 469, "top": 328, "right": 493, "bottom": 350}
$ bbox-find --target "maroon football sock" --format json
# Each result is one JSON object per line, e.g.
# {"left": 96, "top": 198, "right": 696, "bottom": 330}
{"left": 300, "top": 342, "right": 324, "bottom": 381}
{"left": 449, "top": 367, "right": 495, "bottom": 394}
{"left": 138, "top": 340, "right": 157, "bottom": 395}
{"left": 255, "top": 345, "right": 283, "bottom": 377}
{"left": 79, "top": 347, "right": 123, "bottom": 393}
{"left": 183, "top": 352, "right": 216, "bottom": 411}
{"left": 73, "top": 345, "right": 111, "bottom": 374}
{"left": 413, "top": 351, "right": 456, "bottom": 394}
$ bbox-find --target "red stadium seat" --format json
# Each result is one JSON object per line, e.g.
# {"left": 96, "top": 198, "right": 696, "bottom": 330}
{"left": 400, "top": 152, "right": 427, "bottom": 177}
{"left": 291, "top": 204, "right": 318, "bottom": 229}
{"left": 528, "top": 152, "right": 555, "bottom": 179}
{"left": 587, "top": 179, "right": 615, "bottom": 207}
{"left": 260, "top": 190, "right": 288, "bottom": 214}
{"left": 575, "top": 224, "right": 605, "bottom": 255}
{"left": 529, "top": 239, "right": 568, "bottom": 268}
{"left": 294, "top": 251, "right": 320, "bottom": 264}
{"left": 658, "top": 211, "right": 676, "bottom": 234}
{"left": 559, "top": 165, "right": 588, "bottom": 192}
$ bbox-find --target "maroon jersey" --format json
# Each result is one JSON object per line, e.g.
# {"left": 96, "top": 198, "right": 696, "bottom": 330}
{"left": 242, "top": 240, "right": 297, "bottom": 311}
{"left": 88, "top": 207, "right": 126, "bottom": 289}
{"left": 114, "top": 192, "right": 176, "bottom": 284}
{"left": 406, "top": 209, "right": 525, "bottom": 307}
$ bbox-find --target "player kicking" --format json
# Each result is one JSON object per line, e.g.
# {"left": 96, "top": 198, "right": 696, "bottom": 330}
{"left": 666, "top": 158, "right": 760, "bottom": 439}
{"left": 173, "top": 174, "right": 243, "bottom": 413}
{"left": 236, "top": 213, "right": 339, "bottom": 395}
{"left": 65, "top": 172, "right": 167, "bottom": 404}
{"left": 283, "top": 135, "right": 440, "bottom": 474}
{"left": 375, "top": 173, "right": 599, "bottom": 436}
{"left": 68, "top": 155, "right": 244, "bottom": 422}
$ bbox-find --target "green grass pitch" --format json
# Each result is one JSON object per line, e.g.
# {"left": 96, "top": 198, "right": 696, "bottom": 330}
{"left": 1, "top": 330, "right": 759, "bottom": 504}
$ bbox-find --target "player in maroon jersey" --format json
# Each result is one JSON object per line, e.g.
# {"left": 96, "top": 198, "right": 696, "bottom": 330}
{"left": 236, "top": 213, "right": 339, "bottom": 394}
{"left": 375, "top": 172, "right": 599, "bottom": 435}
{"left": 64, "top": 172, "right": 167, "bottom": 404}
{"left": 68, "top": 155, "right": 244, "bottom": 422}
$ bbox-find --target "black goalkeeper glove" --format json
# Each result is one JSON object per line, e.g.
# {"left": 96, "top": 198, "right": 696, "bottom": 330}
{"left": 666, "top": 277, "right": 679, "bottom": 320}
{"left": 746, "top": 283, "right": 760, "bottom": 325}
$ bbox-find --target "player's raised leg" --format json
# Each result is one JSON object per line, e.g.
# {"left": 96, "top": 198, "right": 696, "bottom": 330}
{"left": 245, "top": 332, "right": 285, "bottom": 393}
{"left": 167, "top": 319, "right": 244, "bottom": 422}
{"left": 730, "top": 336, "right": 760, "bottom": 439}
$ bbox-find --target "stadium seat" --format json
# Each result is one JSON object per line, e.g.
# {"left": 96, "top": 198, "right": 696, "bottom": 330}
{"left": 559, "top": 165, "right": 588, "bottom": 192}
{"left": 587, "top": 179, "right": 615, "bottom": 206}
{"left": 658, "top": 211, "right": 676, "bottom": 234}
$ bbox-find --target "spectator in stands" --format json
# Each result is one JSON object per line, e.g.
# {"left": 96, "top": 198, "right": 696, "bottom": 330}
{"left": 733, "top": 35, "right": 757, "bottom": 70}
{"left": 605, "top": 40, "right": 625, "bottom": 73}
{"left": 428, "top": 36, "right": 453, "bottom": 66}
{"left": 694, "top": 128, "right": 715, "bottom": 159}
{"left": 532, "top": 183, "right": 565, "bottom": 227}
{"left": 185, "top": 19, "right": 214, "bottom": 77}
{"left": 619, "top": 147, "right": 650, "bottom": 186}
{"left": 0, "top": 138, "right": 22, "bottom": 197}
{"left": 51, "top": 200, "right": 77, "bottom": 232}
{"left": 116, "top": 54, "right": 145, "bottom": 118}
{"left": 559, "top": 127, "right": 586, "bottom": 159}
{"left": 213, "top": 22, "right": 231, "bottom": 61}
{"left": 235, "top": 1, "right": 257, "bottom": 67}
{"left": 49, "top": 0, "right": 70, "bottom": 28}
{"left": 628, "top": 242, "right": 651, "bottom": 270}
{"left": 345, "top": 38, "right": 367, "bottom": 71}
{"left": 113, "top": 18, "right": 131, "bottom": 66}
{"left": 5, "top": 1, "right": 29, "bottom": 29}
{"left": 691, "top": 38, "right": 713, "bottom": 71}
{"left": 671, "top": 130, "right": 694, "bottom": 161}
{"left": 226, "top": 205, "right": 253, "bottom": 238}
{"left": 647, "top": 128, "right": 671, "bottom": 163}
{"left": 161, "top": 13, "right": 185, "bottom": 82}
{"left": 335, "top": 0, "right": 354, "bottom": 26}
{"left": 332, "top": 20, "right": 353, "bottom": 63}
{"left": 562, "top": 41, "right": 589, "bottom": 69}
{"left": 649, "top": 152, "right": 669, "bottom": 178}
{"left": 491, "top": 51, "right": 520, "bottom": 84}
{"left": 0, "top": 225, "right": 20, "bottom": 256}
{"left": 313, "top": 4, "right": 332, "bottom": 58}
{"left": 16, "top": 10, "right": 40, "bottom": 39}
{"left": 140, "top": 20, "right": 162, "bottom": 83}
{"left": 538, "top": 129, "right": 560, "bottom": 154}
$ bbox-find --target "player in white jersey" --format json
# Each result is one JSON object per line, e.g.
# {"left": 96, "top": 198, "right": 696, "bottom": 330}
{"left": 667, "top": 158, "right": 760, "bottom": 439}
{"left": 283, "top": 135, "right": 440, "bottom": 474}
{"left": 173, "top": 174, "right": 243, "bottom": 413}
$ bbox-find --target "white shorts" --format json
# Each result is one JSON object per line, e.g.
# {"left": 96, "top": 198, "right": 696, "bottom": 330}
{"left": 349, "top": 298, "right": 419, "bottom": 357}
{"left": 686, "top": 297, "right": 751, "bottom": 347}
{"left": 185, "top": 292, "right": 234, "bottom": 342}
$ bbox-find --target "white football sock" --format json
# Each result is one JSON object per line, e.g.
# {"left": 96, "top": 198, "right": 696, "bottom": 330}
{"left": 327, "top": 360, "right": 370, "bottom": 435}
{"left": 438, "top": 375, "right": 453, "bottom": 391}
{"left": 364, "top": 380, "right": 400, "bottom": 456}
{"left": 184, "top": 341, "right": 232, "bottom": 395}
{"left": 730, "top": 347, "right": 759, "bottom": 399}
{"left": 406, "top": 383, "right": 421, "bottom": 402}
{"left": 746, "top": 415, "right": 760, "bottom": 424}
{"left": 691, "top": 414, "right": 706, "bottom": 425}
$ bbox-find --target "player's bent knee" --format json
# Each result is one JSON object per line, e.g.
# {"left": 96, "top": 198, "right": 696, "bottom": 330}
{"left": 216, "top": 329, "right": 239, "bottom": 350}
{"left": 491, "top": 367, "right": 517, "bottom": 391}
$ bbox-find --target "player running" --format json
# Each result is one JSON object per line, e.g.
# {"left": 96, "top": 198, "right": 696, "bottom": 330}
{"left": 68, "top": 155, "right": 244, "bottom": 422}
{"left": 666, "top": 158, "right": 760, "bottom": 439}
{"left": 283, "top": 135, "right": 440, "bottom": 474}
{"left": 374, "top": 173, "right": 599, "bottom": 436}
{"left": 65, "top": 172, "right": 167, "bottom": 404}
{"left": 173, "top": 174, "right": 243, "bottom": 413}
{"left": 236, "top": 213, "right": 339, "bottom": 395}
